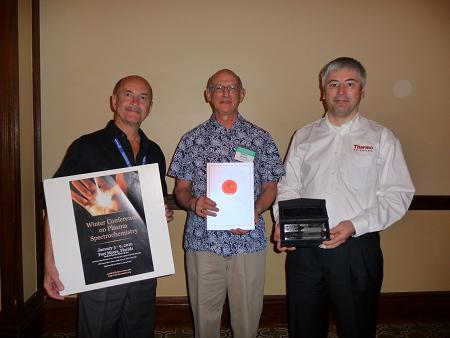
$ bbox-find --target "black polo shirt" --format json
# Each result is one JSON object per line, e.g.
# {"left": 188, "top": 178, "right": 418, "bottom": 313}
{"left": 54, "top": 120, "right": 168, "bottom": 195}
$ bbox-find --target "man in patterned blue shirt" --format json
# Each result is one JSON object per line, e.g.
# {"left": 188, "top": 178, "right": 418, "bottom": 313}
{"left": 168, "top": 69, "right": 284, "bottom": 338}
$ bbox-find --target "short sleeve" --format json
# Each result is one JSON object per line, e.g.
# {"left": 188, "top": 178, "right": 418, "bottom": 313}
{"left": 168, "top": 134, "right": 195, "bottom": 181}
{"left": 256, "top": 132, "right": 285, "bottom": 183}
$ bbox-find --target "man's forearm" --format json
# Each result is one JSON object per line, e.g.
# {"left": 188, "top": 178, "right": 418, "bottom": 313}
{"left": 44, "top": 214, "right": 55, "bottom": 268}
{"left": 255, "top": 182, "right": 277, "bottom": 216}
{"left": 174, "top": 186, "right": 197, "bottom": 211}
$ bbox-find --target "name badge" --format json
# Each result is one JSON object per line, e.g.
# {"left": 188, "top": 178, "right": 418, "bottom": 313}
{"left": 234, "top": 146, "right": 256, "bottom": 162}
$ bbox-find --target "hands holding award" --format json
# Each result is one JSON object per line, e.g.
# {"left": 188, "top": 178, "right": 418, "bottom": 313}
{"left": 273, "top": 198, "right": 357, "bottom": 251}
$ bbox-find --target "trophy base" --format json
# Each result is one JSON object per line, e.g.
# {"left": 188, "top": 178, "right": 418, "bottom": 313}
{"left": 280, "top": 222, "right": 330, "bottom": 248}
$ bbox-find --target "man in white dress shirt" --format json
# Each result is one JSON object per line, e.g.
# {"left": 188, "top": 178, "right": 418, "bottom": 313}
{"left": 273, "top": 57, "right": 415, "bottom": 338}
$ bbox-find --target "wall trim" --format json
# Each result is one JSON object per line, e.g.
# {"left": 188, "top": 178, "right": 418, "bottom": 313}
{"left": 166, "top": 195, "right": 450, "bottom": 211}
{"left": 44, "top": 291, "right": 450, "bottom": 332}
{"left": 0, "top": 0, "right": 22, "bottom": 323}
{"left": 33, "top": 0, "right": 44, "bottom": 298}
{"left": 0, "top": 1, "right": 45, "bottom": 336}
{"left": 0, "top": 291, "right": 44, "bottom": 338}
{"left": 409, "top": 195, "right": 450, "bottom": 210}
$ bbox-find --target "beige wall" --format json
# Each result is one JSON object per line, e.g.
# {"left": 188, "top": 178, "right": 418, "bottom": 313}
{"left": 19, "top": 0, "right": 37, "bottom": 301}
{"left": 40, "top": 0, "right": 450, "bottom": 296}
{"left": 382, "top": 211, "right": 450, "bottom": 292}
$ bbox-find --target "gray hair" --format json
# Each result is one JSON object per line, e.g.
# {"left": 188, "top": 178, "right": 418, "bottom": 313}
{"left": 320, "top": 57, "right": 366, "bottom": 89}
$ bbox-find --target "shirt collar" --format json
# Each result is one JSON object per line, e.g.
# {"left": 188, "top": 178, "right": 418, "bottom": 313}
{"left": 208, "top": 112, "right": 243, "bottom": 131}
{"left": 325, "top": 112, "right": 360, "bottom": 135}
{"left": 105, "top": 120, "right": 147, "bottom": 142}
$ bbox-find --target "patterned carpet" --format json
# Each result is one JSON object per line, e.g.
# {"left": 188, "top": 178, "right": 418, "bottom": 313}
{"left": 43, "top": 322, "right": 450, "bottom": 338}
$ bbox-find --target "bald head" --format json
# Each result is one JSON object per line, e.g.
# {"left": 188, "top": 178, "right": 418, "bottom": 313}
{"left": 111, "top": 75, "right": 153, "bottom": 130}
{"left": 207, "top": 69, "right": 243, "bottom": 90}
{"left": 113, "top": 75, "right": 153, "bottom": 102}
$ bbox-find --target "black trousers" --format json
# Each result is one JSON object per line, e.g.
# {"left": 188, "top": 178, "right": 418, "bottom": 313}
{"left": 78, "top": 278, "right": 157, "bottom": 338}
{"left": 286, "top": 232, "right": 383, "bottom": 338}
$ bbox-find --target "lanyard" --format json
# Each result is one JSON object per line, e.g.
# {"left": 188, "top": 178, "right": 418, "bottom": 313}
{"left": 114, "top": 137, "right": 147, "bottom": 167}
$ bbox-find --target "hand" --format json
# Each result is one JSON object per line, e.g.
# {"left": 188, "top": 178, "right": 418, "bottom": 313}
{"left": 165, "top": 204, "right": 174, "bottom": 222}
{"left": 273, "top": 223, "right": 296, "bottom": 252}
{"left": 229, "top": 228, "right": 250, "bottom": 235}
{"left": 320, "top": 220, "right": 355, "bottom": 249}
{"left": 70, "top": 174, "right": 128, "bottom": 216}
{"left": 228, "top": 208, "right": 262, "bottom": 235}
{"left": 229, "top": 206, "right": 262, "bottom": 235}
{"left": 191, "top": 196, "right": 219, "bottom": 218}
{"left": 44, "top": 261, "right": 65, "bottom": 300}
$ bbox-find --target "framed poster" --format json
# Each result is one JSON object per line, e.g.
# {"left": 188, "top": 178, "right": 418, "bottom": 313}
{"left": 44, "top": 164, "right": 174, "bottom": 295}
{"left": 206, "top": 162, "right": 254, "bottom": 230}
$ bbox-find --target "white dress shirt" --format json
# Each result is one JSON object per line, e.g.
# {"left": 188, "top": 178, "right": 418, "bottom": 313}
{"left": 274, "top": 113, "right": 415, "bottom": 236}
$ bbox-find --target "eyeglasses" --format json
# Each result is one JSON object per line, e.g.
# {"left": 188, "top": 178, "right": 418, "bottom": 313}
{"left": 209, "top": 84, "right": 240, "bottom": 94}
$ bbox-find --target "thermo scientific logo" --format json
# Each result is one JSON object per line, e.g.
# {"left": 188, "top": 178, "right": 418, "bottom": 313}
{"left": 353, "top": 144, "right": 374, "bottom": 152}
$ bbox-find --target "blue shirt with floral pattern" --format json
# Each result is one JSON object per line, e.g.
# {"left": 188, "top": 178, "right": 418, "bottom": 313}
{"left": 168, "top": 114, "right": 285, "bottom": 256}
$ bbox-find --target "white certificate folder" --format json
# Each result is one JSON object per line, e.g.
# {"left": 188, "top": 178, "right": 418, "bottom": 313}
{"left": 44, "top": 164, "right": 175, "bottom": 296}
{"left": 207, "top": 162, "right": 254, "bottom": 230}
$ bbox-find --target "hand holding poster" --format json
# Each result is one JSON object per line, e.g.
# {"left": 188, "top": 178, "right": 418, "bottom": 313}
{"left": 44, "top": 164, "right": 174, "bottom": 295}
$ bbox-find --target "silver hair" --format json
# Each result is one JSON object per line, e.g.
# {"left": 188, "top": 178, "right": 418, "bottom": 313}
{"left": 320, "top": 57, "right": 367, "bottom": 89}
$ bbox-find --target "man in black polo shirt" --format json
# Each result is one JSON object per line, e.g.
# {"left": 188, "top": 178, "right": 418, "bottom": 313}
{"left": 44, "top": 75, "right": 173, "bottom": 338}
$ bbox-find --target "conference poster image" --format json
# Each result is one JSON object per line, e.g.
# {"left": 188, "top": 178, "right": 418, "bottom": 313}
{"left": 44, "top": 164, "right": 174, "bottom": 295}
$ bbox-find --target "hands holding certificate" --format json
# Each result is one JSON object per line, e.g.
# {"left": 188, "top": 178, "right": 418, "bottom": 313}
{"left": 190, "top": 196, "right": 250, "bottom": 234}
{"left": 173, "top": 173, "right": 273, "bottom": 234}
{"left": 190, "top": 195, "right": 219, "bottom": 217}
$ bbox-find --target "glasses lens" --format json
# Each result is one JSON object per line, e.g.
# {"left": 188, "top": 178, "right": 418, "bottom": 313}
{"left": 211, "top": 84, "right": 239, "bottom": 93}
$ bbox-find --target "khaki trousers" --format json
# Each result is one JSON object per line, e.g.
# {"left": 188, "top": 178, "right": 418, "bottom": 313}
{"left": 186, "top": 250, "right": 266, "bottom": 338}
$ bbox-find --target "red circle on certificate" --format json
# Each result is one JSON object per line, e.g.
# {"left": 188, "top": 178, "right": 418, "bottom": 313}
{"left": 222, "top": 179, "right": 238, "bottom": 195}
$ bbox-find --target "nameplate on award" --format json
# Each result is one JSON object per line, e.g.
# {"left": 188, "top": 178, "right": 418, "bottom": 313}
{"left": 278, "top": 198, "right": 330, "bottom": 247}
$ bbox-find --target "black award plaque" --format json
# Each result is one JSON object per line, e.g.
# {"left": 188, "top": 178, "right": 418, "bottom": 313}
{"left": 279, "top": 198, "right": 330, "bottom": 247}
